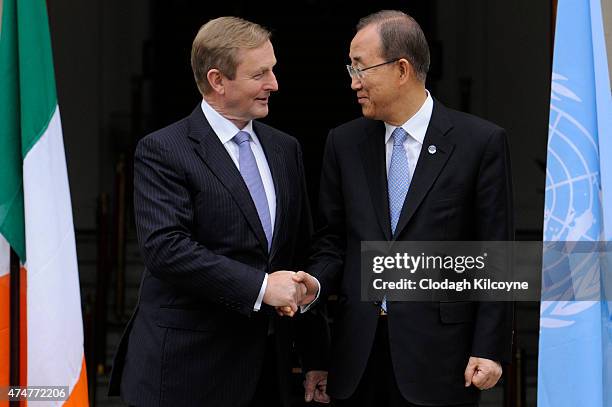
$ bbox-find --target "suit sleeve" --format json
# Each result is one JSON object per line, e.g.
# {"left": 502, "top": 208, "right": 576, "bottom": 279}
{"left": 133, "top": 136, "right": 265, "bottom": 317}
{"left": 295, "top": 308, "right": 330, "bottom": 372}
{"left": 471, "top": 128, "right": 515, "bottom": 363}
{"left": 307, "top": 130, "right": 347, "bottom": 299}
{"left": 294, "top": 141, "right": 315, "bottom": 269}
{"left": 293, "top": 140, "right": 331, "bottom": 372}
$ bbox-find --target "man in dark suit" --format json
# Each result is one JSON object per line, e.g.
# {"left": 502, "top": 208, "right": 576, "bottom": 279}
{"left": 108, "top": 16, "right": 327, "bottom": 407}
{"left": 304, "top": 10, "right": 514, "bottom": 407}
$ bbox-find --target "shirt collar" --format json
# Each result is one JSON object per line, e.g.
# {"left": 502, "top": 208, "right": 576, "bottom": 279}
{"left": 200, "top": 98, "right": 256, "bottom": 144}
{"left": 384, "top": 90, "right": 433, "bottom": 145}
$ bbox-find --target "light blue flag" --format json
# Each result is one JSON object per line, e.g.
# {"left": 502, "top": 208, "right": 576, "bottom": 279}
{"left": 539, "top": 0, "right": 612, "bottom": 406}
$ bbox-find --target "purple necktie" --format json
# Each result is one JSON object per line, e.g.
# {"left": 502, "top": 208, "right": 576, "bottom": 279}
{"left": 234, "top": 131, "right": 272, "bottom": 250}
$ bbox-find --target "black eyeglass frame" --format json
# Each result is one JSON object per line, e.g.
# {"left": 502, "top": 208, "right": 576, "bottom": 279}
{"left": 346, "top": 58, "right": 401, "bottom": 78}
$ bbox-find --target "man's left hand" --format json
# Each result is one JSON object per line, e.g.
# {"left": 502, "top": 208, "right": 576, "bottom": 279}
{"left": 464, "top": 356, "right": 502, "bottom": 390}
{"left": 304, "top": 370, "right": 330, "bottom": 404}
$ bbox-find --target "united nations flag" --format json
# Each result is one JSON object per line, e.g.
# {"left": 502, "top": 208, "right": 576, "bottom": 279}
{"left": 538, "top": 0, "right": 612, "bottom": 406}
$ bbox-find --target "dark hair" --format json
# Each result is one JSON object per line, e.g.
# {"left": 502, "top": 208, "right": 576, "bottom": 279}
{"left": 357, "top": 10, "right": 430, "bottom": 82}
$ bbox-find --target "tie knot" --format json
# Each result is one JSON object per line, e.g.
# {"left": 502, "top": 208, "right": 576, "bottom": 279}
{"left": 392, "top": 127, "right": 408, "bottom": 146}
{"left": 234, "top": 131, "right": 251, "bottom": 145}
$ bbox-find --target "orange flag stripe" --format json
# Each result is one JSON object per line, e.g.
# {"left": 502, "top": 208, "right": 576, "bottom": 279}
{"left": 63, "top": 356, "right": 88, "bottom": 406}
{"left": 20, "top": 266, "right": 26, "bottom": 405}
{"left": 0, "top": 273, "right": 9, "bottom": 407}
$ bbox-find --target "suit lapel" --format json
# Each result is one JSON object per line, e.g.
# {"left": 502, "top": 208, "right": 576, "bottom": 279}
{"left": 254, "top": 121, "right": 288, "bottom": 261}
{"left": 359, "top": 121, "right": 392, "bottom": 241}
{"left": 392, "top": 101, "right": 455, "bottom": 240}
{"left": 187, "top": 107, "right": 269, "bottom": 253}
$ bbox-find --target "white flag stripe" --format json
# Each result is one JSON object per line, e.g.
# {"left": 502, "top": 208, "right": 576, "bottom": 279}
{"left": 23, "top": 108, "right": 75, "bottom": 279}
{"left": 23, "top": 106, "right": 83, "bottom": 399}
{"left": 0, "top": 235, "right": 8, "bottom": 278}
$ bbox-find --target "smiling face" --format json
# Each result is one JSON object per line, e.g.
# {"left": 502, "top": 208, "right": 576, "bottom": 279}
{"left": 349, "top": 25, "right": 399, "bottom": 122}
{"left": 221, "top": 40, "right": 278, "bottom": 127}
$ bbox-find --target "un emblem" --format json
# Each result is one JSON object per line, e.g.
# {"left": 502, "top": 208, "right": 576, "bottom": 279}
{"left": 540, "top": 72, "right": 602, "bottom": 328}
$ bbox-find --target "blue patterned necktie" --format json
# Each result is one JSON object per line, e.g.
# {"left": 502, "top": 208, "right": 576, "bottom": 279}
{"left": 388, "top": 127, "right": 411, "bottom": 234}
{"left": 233, "top": 131, "right": 272, "bottom": 250}
{"left": 383, "top": 127, "right": 411, "bottom": 312}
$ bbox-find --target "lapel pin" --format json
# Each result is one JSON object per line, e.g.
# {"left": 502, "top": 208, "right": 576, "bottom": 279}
{"left": 428, "top": 145, "right": 437, "bottom": 154}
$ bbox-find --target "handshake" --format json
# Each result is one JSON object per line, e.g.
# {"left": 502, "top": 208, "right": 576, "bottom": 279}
{"left": 262, "top": 270, "right": 319, "bottom": 317}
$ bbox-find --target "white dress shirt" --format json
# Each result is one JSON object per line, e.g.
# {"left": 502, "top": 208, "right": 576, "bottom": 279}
{"left": 384, "top": 90, "right": 434, "bottom": 175}
{"left": 200, "top": 99, "right": 276, "bottom": 311}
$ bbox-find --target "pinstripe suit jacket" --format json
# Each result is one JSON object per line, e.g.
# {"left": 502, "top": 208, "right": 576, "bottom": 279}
{"left": 109, "top": 105, "right": 325, "bottom": 407}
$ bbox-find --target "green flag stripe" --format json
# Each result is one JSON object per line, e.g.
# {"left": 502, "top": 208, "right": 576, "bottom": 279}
{"left": 0, "top": 0, "right": 25, "bottom": 261}
{"left": 18, "top": 0, "right": 57, "bottom": 155}
{"left": 0, "top": 0, "right": 59, "bottom": 262}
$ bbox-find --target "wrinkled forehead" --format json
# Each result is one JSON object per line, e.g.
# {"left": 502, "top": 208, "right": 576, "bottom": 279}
{"left": 349, "top": 25, "right": 382, "bottom": 63}
{"left": 236, "top": 40, "right": 274, "bottom": 59}
{"left": 235, "top": 40, "right": 277, "bottom": 68}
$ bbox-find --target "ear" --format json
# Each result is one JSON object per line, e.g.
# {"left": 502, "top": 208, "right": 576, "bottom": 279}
{"left": 206, "top": 68, "right": 225, "bottom": 95}
{"left": 397, "top": 58, "right": 413, "bottom": 85}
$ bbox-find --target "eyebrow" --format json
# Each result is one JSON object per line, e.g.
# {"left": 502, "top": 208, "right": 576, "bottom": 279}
{"left": 254, "top": 61, "right": 277, "bottom": 71}
{"left": 249, "top": 66, "right": 272, "bottom": 76}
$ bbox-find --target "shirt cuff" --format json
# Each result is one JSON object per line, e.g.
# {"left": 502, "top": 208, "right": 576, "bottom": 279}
{"left": 300, "top": 276, "right": 321, "bottom": 313}
{"left": 254, "top": 273, "right": 268, "bottom": 312}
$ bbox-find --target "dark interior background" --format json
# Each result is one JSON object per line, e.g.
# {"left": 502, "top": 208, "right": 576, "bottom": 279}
{"left": 143, "top": 1, "right": 437, "bottom": 207}
{"left": 45, "top": 1, "right": 552, "bottom": 405}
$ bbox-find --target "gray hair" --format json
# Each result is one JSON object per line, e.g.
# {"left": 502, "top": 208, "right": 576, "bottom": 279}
{"left": 357, "top": 10, "right": 430, "bottom": 82}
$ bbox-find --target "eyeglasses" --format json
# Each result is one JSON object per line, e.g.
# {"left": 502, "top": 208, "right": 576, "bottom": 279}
{"left": 346, "top": 59, "right": 400, "bottom": 79}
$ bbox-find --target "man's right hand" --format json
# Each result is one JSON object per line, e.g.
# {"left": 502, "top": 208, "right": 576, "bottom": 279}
{"left": 276, "top": 271, "right": 320, "bottom": 317}
{"left": 263, "top": 270, "right": 306, "bottom": 316}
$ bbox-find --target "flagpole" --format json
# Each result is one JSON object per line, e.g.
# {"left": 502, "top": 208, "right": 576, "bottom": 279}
{"left": 9, "top": 248, "right": 19, "bottom": 407}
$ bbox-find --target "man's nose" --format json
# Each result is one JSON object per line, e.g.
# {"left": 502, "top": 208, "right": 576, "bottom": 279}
{"left": 350, "top": 75, "right": 362, "bottom": 91}
{"left": 266, "top": 71, "right": 279, "bottom": 92}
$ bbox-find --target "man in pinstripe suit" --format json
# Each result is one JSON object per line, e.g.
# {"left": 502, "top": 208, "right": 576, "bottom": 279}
{"left": 109, "top": 17, "right": 328, "bottom": 407}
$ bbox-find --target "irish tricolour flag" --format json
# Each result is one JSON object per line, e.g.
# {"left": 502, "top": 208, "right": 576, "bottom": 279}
{"left": 0, "top": 0, "right": 88, "bottom": 405}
